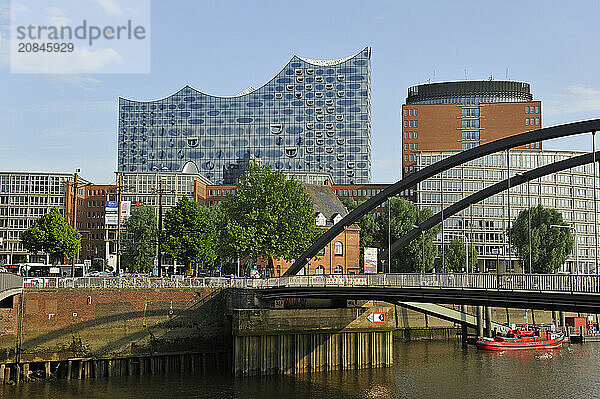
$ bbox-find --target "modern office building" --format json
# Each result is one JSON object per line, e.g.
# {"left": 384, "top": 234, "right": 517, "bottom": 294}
{"left": 117, "top": 47, "right": 372, "bottom": 185}
{"left": 402, "top": 80, "right": 541, "bottom": 201}
{"left": 416, "top": 150, "right": 600, "bottom": 274}
{"left": 0, "top": 172, "right": 87, "bottom": 265}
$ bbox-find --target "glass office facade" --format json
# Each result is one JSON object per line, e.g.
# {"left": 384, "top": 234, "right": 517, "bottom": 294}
{"left": 118, "top": 47, "right": 372, "bottom": 184}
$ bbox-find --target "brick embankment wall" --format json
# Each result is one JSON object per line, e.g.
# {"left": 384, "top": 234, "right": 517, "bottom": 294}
{"left": 0, "top": 288, "right": 230, "bottom": 363}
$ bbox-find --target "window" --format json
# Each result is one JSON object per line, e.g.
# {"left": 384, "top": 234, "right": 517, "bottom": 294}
{"left": 525, "top": 106, "right": 529, "bottom": 113}
{"left": 414, "top": 120, "right": 418, "bottom": 127}
{"left": 408, "top": 109, "right": 412, "bottom": 116}
{"left": 315, "top": 265, "right": 325, "bottom": 275}
{"left": 404, "top": 132, "right": 408, "bottom": 139}
{"left": 414, "top": 143, "right": 418, "bottom": 150}
{"left": 404, "top": 155, "right": 408, "bottom": 161}
{"left": 414, "top": 109, "right": 418, "bottom": 116}
{"left": 525, "top": 119, "right": 529, "bottom": 125}
{"left": 404, "top": 110, "right": 408, "bottom": 116}
{"left": 409, "top": 121, "right": 413, "bottom": 127}
{"left": 535, "top": 118, "right": 539, "bottom": 125}
{"left": 535, "top": 106, "right": 539, "bottom": 113}
{"left": 414, "top": 132, "right": 418, "bottom": 139}
{"left": 334, "top": 265, "right": 344, "bottom": 274}
{"left": 334, "top": 241, "right": 343, "bottom": 255}
{"left": 404, "top": 144, "right": 409, "bottom": 150}
{"left": 404, "top": 121, "right": 408, "bottom": 127}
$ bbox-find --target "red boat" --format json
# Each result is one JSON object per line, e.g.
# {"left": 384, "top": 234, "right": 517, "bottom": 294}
{"left": 476, "top": 326, "right": 565, "bottom": 350}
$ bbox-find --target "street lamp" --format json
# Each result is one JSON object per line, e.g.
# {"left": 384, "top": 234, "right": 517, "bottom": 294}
{"left": 550, "top": 224, "right": 577, "bottom": 274}
{"left": 413, "top": 225, "right": 425, "bottom": 274}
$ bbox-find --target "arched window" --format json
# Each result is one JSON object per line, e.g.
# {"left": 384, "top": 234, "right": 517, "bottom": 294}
{"left": 334, "top": 265, "right": 343, "bottom": 274}
{"left": 315, "top": 265, "right": 325, "bottom": 275}
{"left": 334, "top": 241, "right": 343, "bottom": 256}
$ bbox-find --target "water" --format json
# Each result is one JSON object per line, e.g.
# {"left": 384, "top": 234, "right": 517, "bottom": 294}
{"left": 2, "top": 341, "right": 599, "bottom": 398}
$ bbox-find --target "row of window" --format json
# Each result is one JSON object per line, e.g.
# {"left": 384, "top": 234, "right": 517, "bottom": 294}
{"left": 525, "top": 106, "right": 540, "bottom": 114}
{"left": 335, "top": 188, "right": 384, "bottom": 197}
{"left": 403, "top": 120, "right": 418, "bottom": 128}
{"left": 525, "top": 118, "right": 540, "bottom": 126}
{"left": 403, "top": 131, "right": 418, "bottom": 139}
{"left": 404, "top": 143, "right": 419, "bottom": 151}
{"left": 403, "top": 108, "right": 418, "bottom": 117}
{"left": 525, "top": 142, "right": 541, "bottom": 148}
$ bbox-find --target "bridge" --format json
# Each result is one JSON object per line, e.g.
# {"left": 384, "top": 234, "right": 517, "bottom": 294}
{"left": 252, "top": 273, "right": 600, "bottom": 313}
{"left": 0, "top": 273, "right": 22, "bottom": 302}
{"left": 13, "top": 273, "right": 599, "bottom": 313}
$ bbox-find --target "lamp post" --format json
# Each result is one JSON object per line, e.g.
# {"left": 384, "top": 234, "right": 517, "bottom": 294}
{"left": 387, "top": 197, "right": 391, "bottom": 274}
{"left": 592, "top": 131, "right": 598, "bottom": 274}
{"left": 550, "top": 224, "right": 577, "bottom": 274}
{"left": 413, "top": 224, "right": 425, "bottom": 274}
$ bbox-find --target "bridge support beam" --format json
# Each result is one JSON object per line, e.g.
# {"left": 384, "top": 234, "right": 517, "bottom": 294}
{"left": 461, "top": 305, "right": 468, "bottom": 348}
{"left": 484, "top": 307, "right": 492, "bottom": 337}
{"left": 559, "top": 311, "right": 566, "bottom": 333}
{"left": 552, "top": 311, "right": 560, "bottom": 330}
{"left": 476, "top": 306, "right": 484, "bottom": 338}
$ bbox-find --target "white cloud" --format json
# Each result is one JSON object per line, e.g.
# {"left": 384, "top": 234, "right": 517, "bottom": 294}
{"left": 544, "top": 85, "right": 600, "bottom": 117}
{"left": 49, "top": 74, "right": 101, "bottom": 91}
{"left": 93, "top": 0, "right": 124, "bottom": 17}
{"left": 45, "top": 6, "right": 71, "bottom": 26}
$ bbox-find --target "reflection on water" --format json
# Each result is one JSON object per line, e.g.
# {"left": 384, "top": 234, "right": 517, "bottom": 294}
{"left": 2, "top": 341, "right": 599, "bottom": 399}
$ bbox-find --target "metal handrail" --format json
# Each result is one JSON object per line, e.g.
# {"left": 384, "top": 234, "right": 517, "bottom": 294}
{"left": 15, "top": 273, "right": 600, "bottom": 294}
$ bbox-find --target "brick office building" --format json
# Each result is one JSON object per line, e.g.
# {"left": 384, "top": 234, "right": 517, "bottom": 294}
{"left": 401, "top": 80, "right": 541, "bottom": 201}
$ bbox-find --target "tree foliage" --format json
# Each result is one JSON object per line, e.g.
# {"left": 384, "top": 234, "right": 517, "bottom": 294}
{"left": 122, "top": 204, "right": 158, "bottom": 273}
{"left": 510, "top": 204, "right": 574, "bottom": 273}
{"left": 444, "top": 237, "right": 478, "bottom": 272}
{"left": 220, "top": 164, "right": 317, "bottom": 272}
{"left": 375, "top": 198, "right": 440, "bottom": 273}
{"left": 163, "top": 196, "right": 217, "bottom": 268}
{"left": 20, "top": 208, "right": 81, "bottom": 264}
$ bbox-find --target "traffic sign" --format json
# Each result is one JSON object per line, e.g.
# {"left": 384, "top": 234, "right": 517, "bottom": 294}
{"left": 367, "top": 312, "right": 385, "bottom": 323}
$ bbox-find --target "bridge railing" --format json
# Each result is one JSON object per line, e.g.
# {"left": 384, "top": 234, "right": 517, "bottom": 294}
{"left": 256, "top": 273, "right": 600, "bottom": 294}
{"left": 0, "top": 272, "right": 23, "bottom": 292}
{"left": 17, "top": 273, "right": 600, "bottom": 294}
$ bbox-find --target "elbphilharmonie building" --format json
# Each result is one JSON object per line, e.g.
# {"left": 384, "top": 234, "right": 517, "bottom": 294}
{"left": 117, "top": 47, "right": 371, "bottom": 184}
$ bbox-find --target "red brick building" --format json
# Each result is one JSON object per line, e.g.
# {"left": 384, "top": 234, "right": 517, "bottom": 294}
{"left": 402, "top": 80, "right": 541, "bottom": 201}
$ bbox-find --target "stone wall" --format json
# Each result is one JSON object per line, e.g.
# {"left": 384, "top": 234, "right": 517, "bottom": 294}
{"left": 0, "top": 288, "right": 229, "bottom": 363}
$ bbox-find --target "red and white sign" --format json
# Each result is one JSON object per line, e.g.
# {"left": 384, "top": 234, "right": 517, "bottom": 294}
{"left": 367, "top": 312, "right": 385, "bottom": 324}
{"left": 24, "top": 278, "right": 51, "bottom": 288}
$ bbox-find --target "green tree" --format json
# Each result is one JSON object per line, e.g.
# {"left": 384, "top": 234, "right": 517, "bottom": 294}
{"left": 220, "top": 163, "right": 317, "bottom": 275}
{"left": 342, "top": 199, "right": 378, "bottom": 269}
{"left": 20, "top": 208, "right": 81, "bottom": 264}
{"left": 375, "top": 198, "right": 440, "bottom": 273}
{"left": 444, "top": 237, "right": 478, "bottom": 272}
{"left": 510, "top": 204, "right": 574, "bottom": 273}
{"left": 122, "top": 204, "right": 158, "bottom": 273}
{"left": 163, "top": 196, "right": 217, "bottom": 269}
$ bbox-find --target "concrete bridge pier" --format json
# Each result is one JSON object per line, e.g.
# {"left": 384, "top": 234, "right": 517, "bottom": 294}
{"left": 559, "top": 311, "right": 566, "bottom": 333}
{"left": 552, "top": 311, "right": 560, "bottom": 330}
{"left": 484, "top": 307, "right": 492, "bottom": 337}
{"left": 476, "top": 306, "right": 484, "bottom": 338}
{"left": 460, "top": 305, "right": 468, "bottom": 348}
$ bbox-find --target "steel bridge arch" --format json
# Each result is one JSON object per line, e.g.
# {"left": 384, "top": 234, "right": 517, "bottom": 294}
{"left": 284, "top": 119, "right": 600, "bottom": 276}
{"left": 379, "top": 151, "right": 600, "bottom": 264}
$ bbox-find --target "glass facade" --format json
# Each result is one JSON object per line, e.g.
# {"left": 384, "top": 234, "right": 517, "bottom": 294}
{"left": 118, "top": 47, "right": 372, "bottom": 184}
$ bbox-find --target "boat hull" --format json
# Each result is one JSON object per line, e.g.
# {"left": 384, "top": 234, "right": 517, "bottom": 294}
{"left": 476, "top": 336, "right": 564, "bottom": 351}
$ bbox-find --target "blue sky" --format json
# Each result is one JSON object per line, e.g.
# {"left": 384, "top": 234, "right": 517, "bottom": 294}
{"left": 1, "top": 0, "right": 600, "bottom": 184}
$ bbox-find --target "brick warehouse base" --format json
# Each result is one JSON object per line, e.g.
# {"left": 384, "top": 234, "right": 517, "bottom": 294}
{"left": 0, "top": 288, "right": 230, "bottom": 364}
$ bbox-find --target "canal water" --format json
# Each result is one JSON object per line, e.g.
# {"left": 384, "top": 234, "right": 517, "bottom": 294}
{"left": 2, "top": 341, "right": 599, "bottom": 398}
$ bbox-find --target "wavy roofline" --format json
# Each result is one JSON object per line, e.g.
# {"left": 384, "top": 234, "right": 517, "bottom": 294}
{"left": 119, "top": 47, "right": 370, "bottom": 103}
